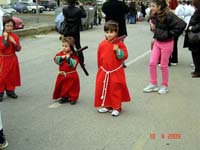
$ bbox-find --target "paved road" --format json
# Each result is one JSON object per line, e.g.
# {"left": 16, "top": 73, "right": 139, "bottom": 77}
{"left": 0, "top": 22, "right": 199, "bottom": 150}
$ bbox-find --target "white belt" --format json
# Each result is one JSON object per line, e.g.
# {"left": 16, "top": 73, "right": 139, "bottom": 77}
{"left": 100, "top": 65, "right": 122, "bottom": 107}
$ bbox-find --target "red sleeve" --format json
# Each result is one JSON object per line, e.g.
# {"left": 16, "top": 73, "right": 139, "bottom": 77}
{"left": 13, "top": 34, "right": 21, "bottom": 52}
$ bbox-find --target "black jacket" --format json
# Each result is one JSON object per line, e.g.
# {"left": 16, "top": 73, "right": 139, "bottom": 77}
{"left": 184, "top": 10, "right": 200, "bottom": 52}
{"left": 62, "top": 5, "right": 86, "bottom": 35}
{"left": 154, "top": 12, "right": 186, "bottom": 41}
{"left": 102, "top": 0, "right": 129, "bottom": 36}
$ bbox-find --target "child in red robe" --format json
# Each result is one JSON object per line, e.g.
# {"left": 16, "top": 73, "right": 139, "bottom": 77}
{"left": 94, "top": 20, "right": 131, "bottom": 117}
{"left": 0, "top": 16, "right": 21, "bottom": 102}
{"left": 53, "top": 37, "right": 80, "bottom": 105}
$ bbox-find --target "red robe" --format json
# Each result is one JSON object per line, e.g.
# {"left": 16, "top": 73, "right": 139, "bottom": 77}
{"left": 0, "top": 32, "right": 21, "bottom": 92}
{"left": 53, "top": 51, "right": 80, "bottom": 101}
{"left": 94, "top": 39, "right": 131, "bottom": 109}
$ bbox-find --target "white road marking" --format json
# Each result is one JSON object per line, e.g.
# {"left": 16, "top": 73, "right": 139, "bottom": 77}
{"left": 126, "top": 51, "right": 151, "bottom": 66}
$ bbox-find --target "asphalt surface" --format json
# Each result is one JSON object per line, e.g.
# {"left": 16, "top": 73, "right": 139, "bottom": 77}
{"left": 0, "top": 21, "right": 200, "bottom": 150}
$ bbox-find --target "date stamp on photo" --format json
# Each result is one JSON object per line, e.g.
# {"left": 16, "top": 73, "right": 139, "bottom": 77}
{"left": 150, "top": 133, "right": 181, "bottom": 140}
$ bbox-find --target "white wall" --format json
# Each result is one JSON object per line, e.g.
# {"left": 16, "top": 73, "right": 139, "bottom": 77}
{"left": 0, "top": 0, "right": 11, "bottom": 5}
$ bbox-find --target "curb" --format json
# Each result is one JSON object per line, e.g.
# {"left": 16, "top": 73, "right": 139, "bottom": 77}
{"left": 14, "top": 25, "right": 56, "bottom": 37}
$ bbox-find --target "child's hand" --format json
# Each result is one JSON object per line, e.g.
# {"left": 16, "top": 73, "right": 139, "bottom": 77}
{"left": 3, "top": 32, "right": 8, "bottom": 40}
{"left": 66, "top": 53, "right": 70, "bottom": 59}
{"left": 113, "top": 44, "right": 119, "bottom": 52}
{"left": 61, "top": 55, "right": 66, "bottom": 59}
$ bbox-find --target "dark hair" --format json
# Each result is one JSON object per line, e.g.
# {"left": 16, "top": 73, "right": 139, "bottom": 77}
{"left": 151, "top": 0, "right": 169, "bottom": 22}
{"left": 62, "top": 36, "right": 75, "bottom": 47}
{"left": 67, "top": 0, "right": 76, "bottom": 5}
{"left": 151, "top": 0, "right": 168, "bottom": 10}
{"left": 3, "top": 16, "right": 15, "bottom": 31}
{"left": 104, "top": 20, "right": 119, "bottom": 33}
{"left": 193, "top": 0, "right": 200, "bottom": 10}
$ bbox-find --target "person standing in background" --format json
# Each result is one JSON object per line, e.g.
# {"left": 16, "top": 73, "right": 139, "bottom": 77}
{"left": 183, "top": 0, "right": 200, "bottom": 78}
{"left": 102, "top": 0, "right": 129, "bottom": 37}
{"left": 129, "top": 0, "right": 137, "bottom": 24}
{"left": 62, "top": 0, "right": 86, "bottom": 63}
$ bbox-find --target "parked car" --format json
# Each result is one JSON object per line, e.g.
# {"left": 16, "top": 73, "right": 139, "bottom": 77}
{"left": 12, "top": 2, "right": 28, "bottom": 13}
{"left": 1, "top": 4, "right": 17, "bottom": 14}
{"left": 20, "top": 2, "right": 45, "bottom": 13}
{"left": 39, "top": 0, "right": 57, "bottom": 11}
{"left": 12, "top": 16, "right": 25, "bottom": 30}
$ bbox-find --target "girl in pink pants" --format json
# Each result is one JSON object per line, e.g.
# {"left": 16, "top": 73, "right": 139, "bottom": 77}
{"left": 143, "top": 0, "right": 186, "bottom": 94}
{"left": 147, "top": 39, "right": 173, "bottom": 93}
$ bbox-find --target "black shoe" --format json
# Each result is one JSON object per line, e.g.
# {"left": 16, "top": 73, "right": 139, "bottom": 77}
{"left": 0, "top": 97, "right": 3, "bottom": 102}
{"left": 6, "top": 91, "right": 18, "bottom": 99}
{"left": 70, "top": 100, "right": 76, "bottom": 105}
{"left": 192, "top": 72, "right": 200, "bottom": 78}
{"left": 59, "top": 97, "right": 69, "bottom": 104}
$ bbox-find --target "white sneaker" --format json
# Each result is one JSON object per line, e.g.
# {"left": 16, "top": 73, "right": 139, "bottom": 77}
{"left": 111, "top": 110, "right": 120, "bottom": 117}
{"left": 171, "top": 63, "right": 177, "bottom": 66}
{"left": 98, "top": 107, "right": 110, "bottom": 113}
{"left": 0, "top": 140, "right": 8, "bottom": 149}
{"left": 143, "top": 83, "right": 159, "bottom": 93}
{"left": 158, "top": 86, "right": 168, "bottom": 94}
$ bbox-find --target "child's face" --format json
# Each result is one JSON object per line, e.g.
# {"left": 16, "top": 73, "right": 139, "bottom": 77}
{"left": 62, "top": 42, "right": 71, "bottom": 52}
{"left": 4, "top": 21, "right": 14, "bottom": 32}
{"left": 105, "top": 30, "right": 117, "bottom": 41}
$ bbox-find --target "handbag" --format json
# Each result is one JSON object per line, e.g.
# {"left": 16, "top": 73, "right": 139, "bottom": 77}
{"left": 58, "top": 21, "right": 66, "bottom": 34}
{"left": 188, "top": 31, "right": 200, "bottom": 44}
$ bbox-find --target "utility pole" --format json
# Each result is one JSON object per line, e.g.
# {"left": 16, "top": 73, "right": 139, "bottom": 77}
{"left": 36, "top": 0, "right": 39, "bottom": 23}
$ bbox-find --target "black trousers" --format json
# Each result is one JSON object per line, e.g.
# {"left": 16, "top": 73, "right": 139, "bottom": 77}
{"left": 170, "top": 37, "right": 178, "bottom": 63}
{"left": 0, "top": 129, "right": 5, "bottom": 144}
{"left": 192, "top": 52, "right": 200, "bottom": 73}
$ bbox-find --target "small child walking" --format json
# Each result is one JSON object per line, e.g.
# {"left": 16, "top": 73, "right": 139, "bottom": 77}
{"left": 94, "top": 20, "right": 131, "bottom": 117}
{"left": 53, "top": 37, "right": 80, "bottom": 105}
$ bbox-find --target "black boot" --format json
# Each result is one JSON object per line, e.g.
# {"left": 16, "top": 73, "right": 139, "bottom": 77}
{"left": 6, "top": 91, "right": 18, "bottom": 99}
{"left": 59, "top": 97, "right": 69, "bottom": 104}
{"left": 70, "top": 100, "right": 77, "bottom": 105}
{"left": 0, "top": 93, "right": 4, "bottom": 102}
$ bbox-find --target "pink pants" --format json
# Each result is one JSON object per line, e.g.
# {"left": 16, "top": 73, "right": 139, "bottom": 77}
{"left": 149, "top": 39, "right": 174, "bottom": 86}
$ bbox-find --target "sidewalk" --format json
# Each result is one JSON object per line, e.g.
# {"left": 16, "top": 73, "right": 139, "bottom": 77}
{"left": 13, "top": 12, "right": 55, "bottom": 37}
